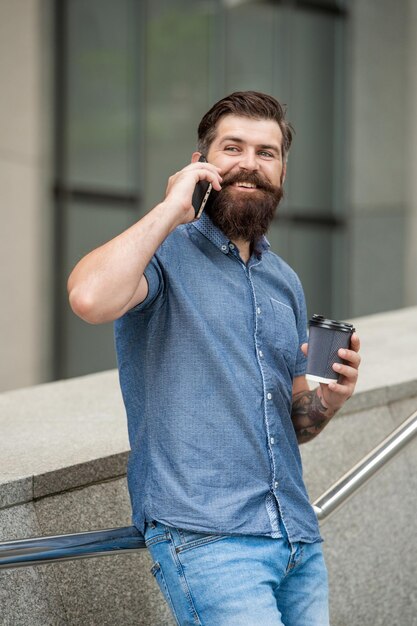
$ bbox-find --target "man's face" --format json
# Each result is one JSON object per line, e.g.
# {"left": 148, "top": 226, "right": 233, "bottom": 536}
{"left": 194, "top": 114, "right": 285, "bottom": 243}
{"left": 205, "top": 114, "right": 285, "bottom": 188}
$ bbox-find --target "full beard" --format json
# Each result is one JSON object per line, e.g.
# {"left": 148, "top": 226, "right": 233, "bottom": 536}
{"left": 205, "top": 170, "right": 284, "bottom": 243}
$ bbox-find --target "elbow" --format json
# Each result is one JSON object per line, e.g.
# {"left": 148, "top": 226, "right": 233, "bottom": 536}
{"left": 68, "top": 285, "right": 103, "bottom": 324}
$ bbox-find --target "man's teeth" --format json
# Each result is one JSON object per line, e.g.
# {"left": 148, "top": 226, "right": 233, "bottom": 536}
{"left": 234, "top": 182, "right": 257, "bottom": 188}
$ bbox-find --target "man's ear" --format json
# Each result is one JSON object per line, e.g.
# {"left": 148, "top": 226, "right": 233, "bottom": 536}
{"left": 191, "top": 151, "right": 203, "bottom": 163}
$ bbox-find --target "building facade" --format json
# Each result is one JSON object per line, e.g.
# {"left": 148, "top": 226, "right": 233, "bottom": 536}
{"left": 1, "top": 0, "right": 415, "bottom": 391}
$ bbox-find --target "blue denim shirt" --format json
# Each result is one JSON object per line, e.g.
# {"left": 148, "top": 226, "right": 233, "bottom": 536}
{"left": 115, "top": 212, "right": 321, "bottom": 543}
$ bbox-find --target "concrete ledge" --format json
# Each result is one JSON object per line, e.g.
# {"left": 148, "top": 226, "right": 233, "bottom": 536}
{"left": 0, "top": 370, "right": 128, "bottom": 509}
{"left": 1, "top": 306, "right": 417, "bottom": 511}
{"left": 339, "top": 306, "right": 417, "bottom": 413}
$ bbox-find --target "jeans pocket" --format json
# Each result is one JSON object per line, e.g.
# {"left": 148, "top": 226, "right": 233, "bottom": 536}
{"left": 144, "top": 523, "right": 167, "bottom": 548}
{"left": 175, "top": 528, "right": 226, "bottom": 553}
{"left": 150, "top": 561, "right": 180, "bottom": 625}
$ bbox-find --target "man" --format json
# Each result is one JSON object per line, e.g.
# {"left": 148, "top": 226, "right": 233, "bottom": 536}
{"left": 68, "top": 91, "right": 360, "bottom": 625}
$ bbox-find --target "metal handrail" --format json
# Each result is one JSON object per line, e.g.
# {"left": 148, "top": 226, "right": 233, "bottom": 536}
{"left": 1, "top": 408, "right": 416, "bottom": 570}
{"left": 313, "top": 408, "right": 417, "bottom": 520}
{"left": 0, "top": 525, "right": 145, "bottom": 569}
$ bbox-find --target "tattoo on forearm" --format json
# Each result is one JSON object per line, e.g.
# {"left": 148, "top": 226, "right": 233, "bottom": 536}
{"left": 291, "top": 390, "right": 336, "bottom": 444}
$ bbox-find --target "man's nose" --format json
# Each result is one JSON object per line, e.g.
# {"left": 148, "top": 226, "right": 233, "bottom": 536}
{"left": 238, "top": 150, "right": 259, "bottom": 171}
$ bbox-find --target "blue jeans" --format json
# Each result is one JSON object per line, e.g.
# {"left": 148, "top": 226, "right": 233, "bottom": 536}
{"left": 144, "top": 521, "right": 329, "bottom": 626}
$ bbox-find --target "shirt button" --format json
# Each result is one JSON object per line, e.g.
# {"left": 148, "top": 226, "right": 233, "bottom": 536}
{"left": 229, "top": 243, "right": 235, "bottom": 250}
{"left": 267, "top": 393, "right": 272, "bottom": 400}
{"left": 270, "top": 437, "right": 275, "bottom": 445}
{"left": 274, "top": 481, "right": 279, "bottom": 490}
{"left": 257, "top": 307, "right": 261, "bottom": 315}
{"left": 259, "top": 350, "right": 264, "bottom": 358}
{"left": 221, "top": 244, "right": 228, "bottom": 252}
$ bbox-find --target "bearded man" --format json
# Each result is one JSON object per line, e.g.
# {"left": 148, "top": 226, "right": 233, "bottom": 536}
{"left": 68, "top": 91, "right": 360, "bottom": 626}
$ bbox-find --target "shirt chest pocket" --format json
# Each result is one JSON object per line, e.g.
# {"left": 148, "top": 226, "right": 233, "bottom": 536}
{"left": 269, "top": 298, "right": 299, "bottom": 372}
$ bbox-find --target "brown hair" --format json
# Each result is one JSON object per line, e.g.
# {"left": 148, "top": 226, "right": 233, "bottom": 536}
{"left": 197, "top": 91, "right": 293, "bottom": 160}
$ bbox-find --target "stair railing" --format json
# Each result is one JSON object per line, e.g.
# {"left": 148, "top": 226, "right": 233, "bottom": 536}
{"left": 1, "top": 408, "right": 416, "bottom": 570}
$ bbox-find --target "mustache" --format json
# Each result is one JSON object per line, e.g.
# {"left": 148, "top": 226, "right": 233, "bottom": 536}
{"left": 220, "top": 170, "right": 279, "bottom": 194}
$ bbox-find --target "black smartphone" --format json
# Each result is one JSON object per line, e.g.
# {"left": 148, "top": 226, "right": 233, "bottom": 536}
{"left": 192, "top": 155, "right": 213, "bottom": 219}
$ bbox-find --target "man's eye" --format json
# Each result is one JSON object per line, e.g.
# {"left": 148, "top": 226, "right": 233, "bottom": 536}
{"left": 259, "top": 151, "right": 274, "bottom": 158}
{"left": 225, "top": 146, "right": 239, "bottom": 152}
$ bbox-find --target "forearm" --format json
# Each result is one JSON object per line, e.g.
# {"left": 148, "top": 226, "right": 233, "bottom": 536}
{"left": 291, "top": 388, "right": 337, "bottom": 444}
{"left": 67, "top": 201, "right": 178, "bottom": 324}
{"left": 68, "top": 160, "right": 222, "bottom": 324}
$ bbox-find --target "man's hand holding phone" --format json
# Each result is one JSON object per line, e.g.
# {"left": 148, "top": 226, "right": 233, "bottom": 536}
{"left": 192, "top": 155, "right": 214, "bottom": 218}
{"left": 163, "top": 156, "right": 222, "bottom": 228}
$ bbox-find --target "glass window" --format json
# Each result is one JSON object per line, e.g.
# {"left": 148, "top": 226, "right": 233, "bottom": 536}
{"left": 144, "top": 0, "right": 215, "bottom": 208}
{"left": 56, "top": 0, "right": 347, "bottom": 379}
{"left": 66, "top": 0, "right": 139, "bottom": 191}
{"left": 285, "top": 10, "right": 339, "bottom": 214}
{"left": 223, "top": 2, "right": 281, "bottom": 94}
{"left": 62, "top": 202, "right": 137, "bottom": 379}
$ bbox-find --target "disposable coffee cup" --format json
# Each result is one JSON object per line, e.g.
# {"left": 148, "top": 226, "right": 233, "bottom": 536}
{"left": 306, "top": 314, "right": 355, "bottom": 385}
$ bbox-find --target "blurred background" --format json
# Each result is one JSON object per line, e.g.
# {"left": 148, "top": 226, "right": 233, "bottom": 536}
{"left": 1, "top": 0, "right": 416, "bottom": 392}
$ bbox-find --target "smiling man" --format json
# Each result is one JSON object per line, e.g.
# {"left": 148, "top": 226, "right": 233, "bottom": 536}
{"left": 68, "top": 92, "right": 360, "bottom": 626}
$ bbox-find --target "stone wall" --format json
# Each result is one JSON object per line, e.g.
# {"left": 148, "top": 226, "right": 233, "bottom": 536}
{"left": 0, "top": 478, "right": 174, "bottom": 626}
{"left": 1, "top": 394, "right": 416, "bottom": 625}
{"left": 302, "top": 395, "right": 417, "bottom": 626}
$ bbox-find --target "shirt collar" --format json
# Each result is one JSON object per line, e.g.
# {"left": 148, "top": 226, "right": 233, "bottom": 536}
{"left": 192, "top": 212, "right": 270, "bottom": 257}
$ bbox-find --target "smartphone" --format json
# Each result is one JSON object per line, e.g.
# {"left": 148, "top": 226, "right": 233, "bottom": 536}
{"left": 192, "top": 155, "right": 213, "bottom": 219}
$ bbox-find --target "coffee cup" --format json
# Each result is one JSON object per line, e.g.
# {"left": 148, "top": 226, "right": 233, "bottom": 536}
{"left": 306, "top": 314, "right": 355, "bottom": 385}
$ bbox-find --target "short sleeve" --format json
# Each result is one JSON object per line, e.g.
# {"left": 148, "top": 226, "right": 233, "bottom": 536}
{"left": 128, "top": 255, "right": 165, "bottom": 313}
